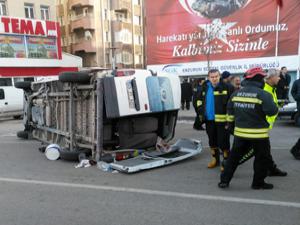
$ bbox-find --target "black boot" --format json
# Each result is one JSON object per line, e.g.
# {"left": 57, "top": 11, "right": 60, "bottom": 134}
{"left": 218, "top": 181, "right": 229, "bottom": 189}
{"left": 268, "top": 166, "right": 287, "bottom": 177}
{"left": 290, "top": 143, "right": 300, "bottom": 160}
{"left": 251, "top": 182, "right": 274, "bottom": 190}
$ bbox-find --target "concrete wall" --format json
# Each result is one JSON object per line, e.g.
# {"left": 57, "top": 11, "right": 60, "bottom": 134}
{"left": 5, "top": 0, "right": 56, "bottom": 20}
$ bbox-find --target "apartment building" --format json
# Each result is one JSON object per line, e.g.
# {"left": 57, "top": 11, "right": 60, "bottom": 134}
{"left": 57, "top": 0, "right": 144, "bottom": 68}
{"left": 0, "top": 0, "right": 55, "bottom": 20}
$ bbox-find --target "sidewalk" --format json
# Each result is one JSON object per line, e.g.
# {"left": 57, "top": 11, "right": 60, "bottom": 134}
{"left": 177, "top": 109, "right": 196, "bottom": 121}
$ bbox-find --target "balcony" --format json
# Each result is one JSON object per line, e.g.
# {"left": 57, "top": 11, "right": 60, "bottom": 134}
{"left": 134, "top": 25, "right": 142, "bottom": 35}
{"left": 111, "top": 0, "right": 131, "bottom": 13}
{"left": 103, "top": 20, "right": 110, "bottom": 31}
{"left": 111, "top": 20, "right": 132, "bottom": 31}
{"left": 60, "top": 25, "right": 66, "bottom": 36}
{"left": 114, "top": 42, "right": 132, "bottom": 52}
{"left": 133, "top": 5, "right": 141, "bottom": 16}
{"left": 134, "top": 45, "right": 143, "bottom": 54}
{"left": 70, "top": 15, "right": 95, "bottom": 31}
{"left": 72, "top": 39, "right": 96, "bottom": 53}
{"left": 69, "top": 0, "right": 94, "bottom": 9}
{"left": 57, "top": 4, "right": 64, "bottom": 17}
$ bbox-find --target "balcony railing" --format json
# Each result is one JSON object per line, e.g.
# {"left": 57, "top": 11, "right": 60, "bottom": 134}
{"left": 69, "top": 0, "right": 94, "bottom": 9}
{"left": 70, "top": 15, "right": 95, "bottom": 31}
{"left": 111, "top": 0, "right": 131, "bottom": 12}
{"left": 111, "top": 20, "right": 132, "bottom": 31}
{"left": 72, "top": 39, "right": 96, "bottom": 53}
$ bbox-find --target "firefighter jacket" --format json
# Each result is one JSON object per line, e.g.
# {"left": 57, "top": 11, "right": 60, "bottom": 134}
{"left": 263, "top": 82, "right": 279, "bottom": 129}
{"left": 196, "top": 80, "right": 234, "bottom": 123}
{"left": 226, "top": 80, "right": 278, "bottom": 139}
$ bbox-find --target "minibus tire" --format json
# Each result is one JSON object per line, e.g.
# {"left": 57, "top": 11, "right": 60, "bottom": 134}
{"left": 59, "top": 72, "right": 90, "bottom": 84}
{"left": 15, "top": 81, "right": 32, "bottom": 91}
{"left": 59, "top": 148, "right": 91, "bottom": 161}
{"left": 17, "top": 130, "right": 29, "bottom": 139}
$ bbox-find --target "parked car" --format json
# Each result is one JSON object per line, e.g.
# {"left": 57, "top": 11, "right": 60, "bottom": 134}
{"left": 278, "top": 102, "right": 299, "bottom": 126}
{"left": 0, "top": 77, "right": 24, "bottom": 119}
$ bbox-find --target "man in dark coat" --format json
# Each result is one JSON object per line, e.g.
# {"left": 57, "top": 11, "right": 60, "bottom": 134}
{"left": 181, "top": 78, "right": 193, "bottom": 110}
{"left": 291, "top": 76, "right": 300, "bottom": 112}
{"left": 192, "top": 78, "right": 205, "bottom": 130}
{"left": 276, "top": 66, "right": 291, "bottom": 100}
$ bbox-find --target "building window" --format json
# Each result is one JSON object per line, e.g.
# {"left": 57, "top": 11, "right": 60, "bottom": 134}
{"left": 122, "top": 52, "right": 132, "bottom": 65}
{"left": 41, "top": 5, "right": 50, "bottom": 20}
{"left": 116, "top": 12, "right": 127, "bottom": 22}
{"left": 24, "top": 3, "right": 35, "bottom": 19}
{"left": 0, "top": 0, "right": 7, "bottom": 15}
{"left": 134, "top": 35, "right": 142, "bottom": 44}
{"left": 105, "top": 32, "right": 109, "bottom": 42}
{"left": 104, "top": 9, "right": 108, "bottom": 20}
{"left": 105, "top": 53, "right": 110, "bottom": 64}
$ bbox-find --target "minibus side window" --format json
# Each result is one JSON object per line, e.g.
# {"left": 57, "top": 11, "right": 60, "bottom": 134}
{"left": 0, "top": 89, "right": 4, "bottom": 100}
{"left": 0, "top": 78, "right": 12, "bottom": 86}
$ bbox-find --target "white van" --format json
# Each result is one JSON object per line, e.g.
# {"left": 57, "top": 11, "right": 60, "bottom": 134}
{"left": 0, "top": 77, "right": 32, "bottom": 119}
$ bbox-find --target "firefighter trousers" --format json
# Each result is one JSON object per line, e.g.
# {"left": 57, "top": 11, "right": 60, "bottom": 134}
{"left": 220, "top": 137, "right": 272, "bottom": 186}
{"left": 205, "top": 121, "right": 230, "bottom": 151}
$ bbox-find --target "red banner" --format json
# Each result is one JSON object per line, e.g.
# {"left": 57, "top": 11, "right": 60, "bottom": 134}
{"left": 145, "top": 0, "right": 300, "bottom": 65}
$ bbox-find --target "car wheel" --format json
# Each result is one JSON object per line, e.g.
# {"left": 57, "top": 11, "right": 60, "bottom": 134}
{"left": 13, "top": 115, "right": 22, "bottom": 120}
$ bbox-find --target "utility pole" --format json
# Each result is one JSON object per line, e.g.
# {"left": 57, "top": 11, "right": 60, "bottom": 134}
{"left": 109, "top": 46, "right": 117, "bottom": 70}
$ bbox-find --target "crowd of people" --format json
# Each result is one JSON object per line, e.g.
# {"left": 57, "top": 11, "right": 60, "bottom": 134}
{"left": 180, "top": 66, "right": 300, "bottom": 190}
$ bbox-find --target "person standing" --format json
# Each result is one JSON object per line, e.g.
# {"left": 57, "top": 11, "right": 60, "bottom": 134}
{"left": 264, "top": 69, "right": 287, "bottom": 176}
{"left": 221, "top": 71, "right": 232, "bottom": 85}
{"left": 192, "top": 78, "right": 205, "bottom": 130}
{"left": 276, "top": 66, "right": 291, "bottom": 100}
{"left": 196, "top": 69, "right": 234, "bottom": 170}
{"left": 231, "top": 76, "right": 241, "bottom": 91}
{"left": 181, "top": 78, "right": 193, "bottom": 110}
{"left": 290, "top": 138, "right": 300, "bottom": 160}
{"left": 219, "top": 67, "right": 278, "bottom": 190}
{"left": 291, "top": 76, "right": 300, "bottom": 114}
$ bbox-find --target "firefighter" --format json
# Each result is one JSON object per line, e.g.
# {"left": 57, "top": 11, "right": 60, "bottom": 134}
{"left": 218, "top": 67, "right": 278, "bottom": 190}
{"left": 196, "top": 69, "right": 234, "bottom": 170}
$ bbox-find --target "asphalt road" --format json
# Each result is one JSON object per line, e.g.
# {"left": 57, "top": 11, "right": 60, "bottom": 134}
{"left": 0, "top": 118, "right": 299, "bottom": 225}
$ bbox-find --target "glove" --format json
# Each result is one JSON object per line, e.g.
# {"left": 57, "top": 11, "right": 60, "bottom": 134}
{"left": 225, "top": 122, "right": 234, "bottom": 135}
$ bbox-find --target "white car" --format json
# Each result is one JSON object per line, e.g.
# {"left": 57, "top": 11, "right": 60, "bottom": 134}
{"left": 0, "top": 78, "right": 24, "bottom": 119}
{"left": 278, "top": 102, "right": 299, "bottom": 126}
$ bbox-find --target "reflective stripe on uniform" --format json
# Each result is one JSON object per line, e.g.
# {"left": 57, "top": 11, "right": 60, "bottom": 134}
{"left": 234, "top": 131, "right": 269, "bottom": 138}
{"left": 214, "top": 90, "right": 228, "bottom": 96}
{"left": 235, "top": 127, "right": 269, "bottom": 133}
{"left": 226, "top": 114, "right": 235, "bottom": 122}
{"left": 215, "top": 114, "right": 227, "bottom": 122}
{"left": 196, "top": 100, "right": 202, "bottom": 107}
{"left": 234, "top": 127, "right": 269, "bottom": 138}
{"left": 232, "top": 97, "right": 262, "bottom": 104}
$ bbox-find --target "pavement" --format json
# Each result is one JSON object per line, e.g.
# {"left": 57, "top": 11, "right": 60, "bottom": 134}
{"left": 177, "top": 108, "right": 196, "bottom": 121}
{"left": 0, "top": 118, "right": 299, "bottom": 225}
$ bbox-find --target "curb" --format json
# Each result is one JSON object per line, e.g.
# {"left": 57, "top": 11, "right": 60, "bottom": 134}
{"left": 177, "top": 116, "right": 194, "bottom": 121}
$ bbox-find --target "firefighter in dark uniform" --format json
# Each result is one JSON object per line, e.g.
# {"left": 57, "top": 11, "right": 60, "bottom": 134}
{"left": 218, "top": 67, "right": 278, "bottom": 190}
{"left": 196, "top": 69, "right": 234, "bottom": 170}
